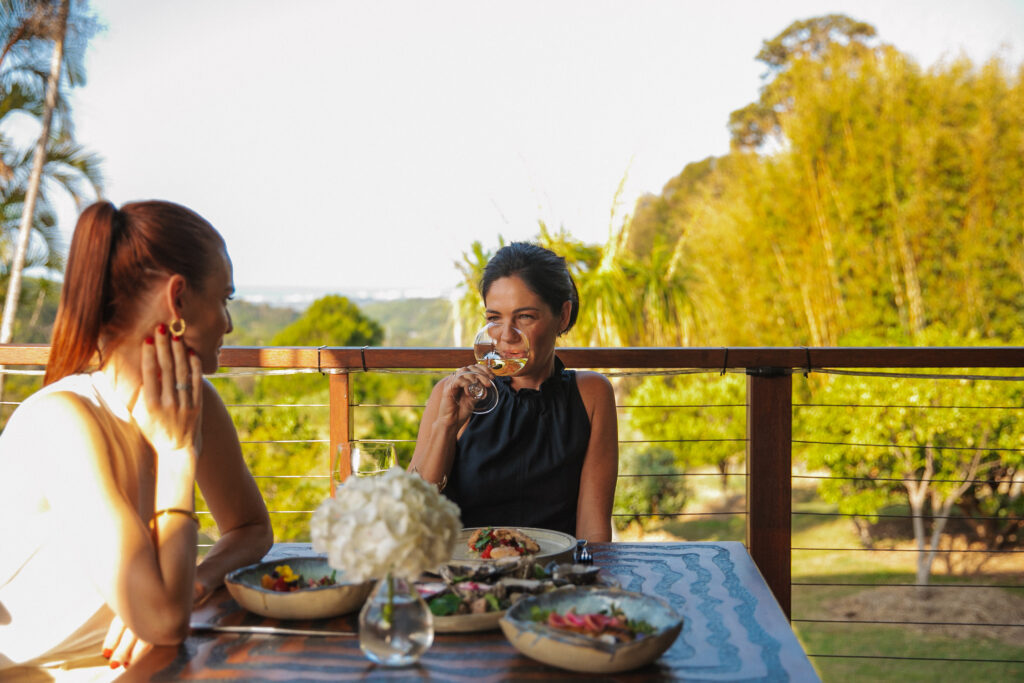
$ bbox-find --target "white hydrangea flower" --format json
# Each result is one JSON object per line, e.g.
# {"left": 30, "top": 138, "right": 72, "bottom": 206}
{"left": 310, "top": 466, "right": 462, "bottom": 581}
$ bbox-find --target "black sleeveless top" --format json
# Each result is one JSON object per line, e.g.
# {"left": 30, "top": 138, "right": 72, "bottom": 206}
{"left": 446, "top": 357, "right": 590, "bottom": 535}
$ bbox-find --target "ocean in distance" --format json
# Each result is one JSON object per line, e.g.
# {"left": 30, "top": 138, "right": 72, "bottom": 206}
{"left": 236, "top": 284, "right": 456, "bottom": 310}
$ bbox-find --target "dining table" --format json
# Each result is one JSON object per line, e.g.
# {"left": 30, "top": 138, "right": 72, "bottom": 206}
{"left": 121, "top": 541, "right": 819, "bottom": 682}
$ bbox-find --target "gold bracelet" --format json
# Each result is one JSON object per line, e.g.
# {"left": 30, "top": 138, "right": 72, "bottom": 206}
{"left": 150, "top": 508, "right": 199, "bottom": 530}
{"left": 411, "top": 467, "right": 448, "bottom": 493}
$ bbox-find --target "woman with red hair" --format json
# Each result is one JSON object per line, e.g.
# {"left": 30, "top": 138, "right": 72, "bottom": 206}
{"left": 0, "top": 200, "right": 272, "bottom": 678}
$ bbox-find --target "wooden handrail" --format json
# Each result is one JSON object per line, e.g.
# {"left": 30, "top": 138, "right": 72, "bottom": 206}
{"left": 5, "top": 345, "right": 1024, "bottom": 369}
{"left": 4, "top": 343, "right": 1022, "bottom": 620}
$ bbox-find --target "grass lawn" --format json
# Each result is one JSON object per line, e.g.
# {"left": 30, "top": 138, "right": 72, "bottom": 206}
{"left": 616, "top": 476, "right": 1024, "bottom": 682}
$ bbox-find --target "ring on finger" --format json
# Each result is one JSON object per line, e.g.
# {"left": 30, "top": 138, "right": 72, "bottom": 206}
{"left": 175, "top": 382, "right": 189, "bottom": 391}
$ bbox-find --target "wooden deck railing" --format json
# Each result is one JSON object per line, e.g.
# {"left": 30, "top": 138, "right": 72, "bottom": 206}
{"left": 3, "top": 343, "right": 1022, "bottom": 620}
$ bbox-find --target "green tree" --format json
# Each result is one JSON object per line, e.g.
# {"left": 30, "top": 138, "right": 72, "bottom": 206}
{"left": 641, "top": 17, "right": 1024, "bottom": 347}
{"left": 0, "top": 0, "right": 102, "bottom": 402}
{"left": 613, "top": 447, "right": 689, "bottom": 532}
{"left": 798, "top": 327, "right": 1024, "bottom": 589}
{"left": 607, "top": 14, "right": 1024, "bottom": 552}
{"left": 272, "top": 294, "right": 383, "bottom": 348}
{"left": 1, "top": 0, "right": 94, "bottom": 337}
{"left": 626, "top": 156, "right": 720, "bottom": 255}
{"left": 207, "top": 378, "right": 326, "bottom": 543}
{"left": 628, "top": 372, "right": 746, "bottom": 492}
{"left": 730, "top": 13, "right": 878, "bottom": 152}
{"left": 216, "top": 295, "right": 434, "bottom": 541}
{"left": 0, "top": 136, "right": 103, "bottom": 276}
{"left": 0, "top": 0, "right": 102, "bottom": 285}
{"left": 262, "top": 294, "right": 383, "bottom": 400}
{"left": 456, "top": 216, "right": 697, "bottom": 350}
{"left": 225, "top": 299, "right": 300, "bottom": 347}
{"left": 453, "top": 239, "right": 498, "bottom": 345}
{"left": 360, "top": 297, "right": 452, "bottom": 347}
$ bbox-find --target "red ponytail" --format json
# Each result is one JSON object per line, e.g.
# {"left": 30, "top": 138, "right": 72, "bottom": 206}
{"left": 45, "top": 202, "right": 118, "bottom": 385}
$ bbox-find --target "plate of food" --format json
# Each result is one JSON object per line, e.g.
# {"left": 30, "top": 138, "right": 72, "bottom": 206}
{"left": 419, "top": 559, "right": 617, "bottom": 633}
{"left": 499, "top": 586, "right": 682, "bottom": 673}
{"left": 418, "top": 579, "right": 507, "bottom": 633}
{"left": 225, "top": 556, "right": 374, "bottom": 620}
{"left": 450, "top": 526, "right": 576, "bottom": 564}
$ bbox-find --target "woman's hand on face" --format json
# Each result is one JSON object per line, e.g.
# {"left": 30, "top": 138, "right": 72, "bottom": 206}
{"left": 439, "top": 364, "right": 494, "bottom": 425}
{"left": 132, "top": 323, "right": 204, "bottom": 459}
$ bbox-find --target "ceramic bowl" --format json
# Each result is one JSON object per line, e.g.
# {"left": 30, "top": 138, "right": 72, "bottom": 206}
{"left": 499, "top": 586, "right": 682, "bottom": 674}
{"left": 225, "top": 556, "right": 374, "bottom": 620}
{"left": 436, "top": 609, "right": 507, "bottom": 633}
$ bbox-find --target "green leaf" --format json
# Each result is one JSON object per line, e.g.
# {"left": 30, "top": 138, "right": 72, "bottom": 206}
{"left": 428, "top": 593, "right": 462, "bottom": 616}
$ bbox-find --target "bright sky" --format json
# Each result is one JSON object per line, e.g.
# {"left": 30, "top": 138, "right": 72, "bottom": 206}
{"left": 66, "top": 0, "right": 1024, "bottom": 302}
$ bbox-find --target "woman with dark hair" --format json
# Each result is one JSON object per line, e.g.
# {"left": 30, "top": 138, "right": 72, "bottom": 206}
{"left": 0, "top": 200, "right": 273, "bottom": 678}
{"left": 409, "top": 242, "right": 618, "bottom": 542}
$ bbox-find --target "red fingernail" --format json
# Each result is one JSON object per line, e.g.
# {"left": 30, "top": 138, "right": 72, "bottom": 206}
{"left": 188, "top": 348, "right": 196, "bottom": 356}
{"left": 172, "top": 335, "right": 182, "bottom": 342}
{"left": 123, "top": 661, "right": 130, "bottom": 669}
{"left": 102, "top": 648, "right": 112, "bottom": 659}
{"left": 110, "top": 661, "right": 120, "bottom": 669}
{"left": 158, "top": 323, "right": 167, "bottom": 335}
{"left": 144, "top": 337, "right": 154, "bottom": 345}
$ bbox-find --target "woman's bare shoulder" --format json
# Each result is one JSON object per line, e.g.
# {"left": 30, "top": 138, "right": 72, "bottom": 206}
{"left": 15, "top": 387, "right": 101, "bottom": 428}
{"left": 573, "top": 370, "right": 615, "bottom": 421}
{"left": 200, "top": 377, "right": 225, "bottom": 406}
{"left": 4, "top": 389, "right": 114, "bottom": 481}
{"left": 575, "top": 370, "right": 613, "bottom": 394}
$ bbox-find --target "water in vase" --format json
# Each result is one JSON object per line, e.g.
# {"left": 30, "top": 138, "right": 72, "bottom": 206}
{"left": 359, "top": 579, "right": 434, "bottom": 667}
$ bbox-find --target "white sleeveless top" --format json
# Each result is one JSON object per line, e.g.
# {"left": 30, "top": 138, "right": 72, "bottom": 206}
{"left": 0, "top": 372, "right": 150, "bottom": 677}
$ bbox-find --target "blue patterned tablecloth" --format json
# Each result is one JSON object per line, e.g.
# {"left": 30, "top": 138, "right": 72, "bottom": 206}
{"left": 129, "top": 541, "right": 819, "bottom": 682}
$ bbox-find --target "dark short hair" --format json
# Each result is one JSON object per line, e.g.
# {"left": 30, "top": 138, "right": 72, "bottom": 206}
{"left": 480, "top": 242, "right": 579, "bottom": 334}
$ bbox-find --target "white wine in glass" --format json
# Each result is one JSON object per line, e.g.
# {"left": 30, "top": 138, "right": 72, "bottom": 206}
{"left": 465, "top": 322, "right": 530, "bottom": 414}
{"left": 341, "top": 440, "right": 397, "bottom": 482}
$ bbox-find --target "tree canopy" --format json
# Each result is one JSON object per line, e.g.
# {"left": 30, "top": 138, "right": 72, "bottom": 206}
{"left": 271, "top": 294, "right": 383, "bottom": 347}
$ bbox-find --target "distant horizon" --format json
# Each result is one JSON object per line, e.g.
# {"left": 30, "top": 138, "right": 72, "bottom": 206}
{"left": 234, "top": 283, "right": 457, "bottom": 310}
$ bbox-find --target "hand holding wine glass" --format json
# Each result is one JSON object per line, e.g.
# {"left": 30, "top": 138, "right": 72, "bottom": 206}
{"left": 464, "top": 322, "right": 531, "bottom": 414}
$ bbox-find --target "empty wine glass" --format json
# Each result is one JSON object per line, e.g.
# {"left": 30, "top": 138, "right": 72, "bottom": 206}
{"left": 465, "top": 321, "right": 531, "bottom": 414}
{"left": 339, "top": 440, "right": 397, "bottom": 485}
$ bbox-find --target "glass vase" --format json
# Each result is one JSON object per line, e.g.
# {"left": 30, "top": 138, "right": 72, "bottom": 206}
{"left": 358, "top": 573, "right": 434, "bottom": 666}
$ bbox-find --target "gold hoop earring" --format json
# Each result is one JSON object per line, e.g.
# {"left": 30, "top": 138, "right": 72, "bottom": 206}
{"left": 169, "top": 318, "right": 186, "bottom": 336}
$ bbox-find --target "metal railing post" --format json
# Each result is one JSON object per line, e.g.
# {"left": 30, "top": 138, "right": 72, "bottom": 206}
{"left": 746, "top": 368, "right": 792, "bottom": 619}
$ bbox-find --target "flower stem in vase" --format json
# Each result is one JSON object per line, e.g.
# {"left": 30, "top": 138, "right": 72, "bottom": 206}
{"left": 358, "top": 573, "right": 434, "bottom": 667}
{"left": 382, "top": 573, "right": 394, "bottom": 627}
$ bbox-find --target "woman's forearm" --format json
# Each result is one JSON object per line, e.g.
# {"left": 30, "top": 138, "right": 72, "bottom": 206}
{"left": 409, "top": 379, "right": 465, "bottom": 486}
{"left": 409, "top": 417, "right": 460, "bottom": 485}
{"left": 138, "top": 512, "right": 199, "bottom": 643}
{"left": 194, "top": 519, "right": 273, "bottom": 599}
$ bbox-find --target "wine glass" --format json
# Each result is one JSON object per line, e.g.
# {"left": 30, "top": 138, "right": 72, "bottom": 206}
{"left": 465, "top": 321, "right": 531, "bottom": 414}
{"left": 339, "top": 440, "right": 397, "bottom": 485}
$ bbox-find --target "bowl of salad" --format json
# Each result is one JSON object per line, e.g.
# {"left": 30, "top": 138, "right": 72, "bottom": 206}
{"left": 499, "top": 587, "right": 683, "bottom": 673}
{"left": 225, "top": 556, "right": 374, "bottom": 620}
